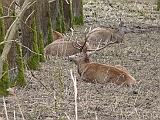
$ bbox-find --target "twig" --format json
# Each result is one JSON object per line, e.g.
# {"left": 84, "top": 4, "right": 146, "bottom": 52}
{"left": 65, "top": 0, "right": 69, "bottom": 4}
{"left": 65, "top": 112, "right": 71, "bottom": 120}
{"left": 95, "top": 110, "right": 98, "bottom": 120}
{"left": 25, "top": 10, "right": 35, "bottom": 23}
{"left": 0, "top": 39, "right": 41, "bottom": 55}
{"left": 18, "top": 42, "right": 42, "bottom": 55}
{"left": 14, "top": 110, "right": 16, "bottom": 120}
{"left": 1, "top": 67, "right": 17, "bottom": 80}
{"left": 30, "top": 71, "right": 50, "bottom": 92}
{"left": 8, "top": 0, "right": 15, "bottom": 15}
{"left": 0, "top": 16, "right": 16, "bottom": 19}
{"left": 70, "top": 69, "right": 78, "bottom": 120}
{"left": 0, "top": 39, "right": 17, "bottom": 45}
{"left": 3, "top": 97, "right": 9, "bottom": 120}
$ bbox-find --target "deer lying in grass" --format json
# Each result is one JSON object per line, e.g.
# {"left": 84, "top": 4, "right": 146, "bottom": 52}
{"left": 44, "top": 39, "right": 90, "bottom": 56}
{"left": 68, "top": 37, "right": 136, "bottom": 86}
{"left": 86, "top": 21, "right": 129, "bottom": 44}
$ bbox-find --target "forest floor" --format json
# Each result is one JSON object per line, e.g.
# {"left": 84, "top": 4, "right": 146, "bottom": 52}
{"left": 0, "top": 0, "right": 160, "bottom": 120}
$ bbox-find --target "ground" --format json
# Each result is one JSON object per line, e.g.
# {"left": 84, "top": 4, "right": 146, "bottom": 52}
{"left": 0, "top": 0, "right": 160, "bottom": 120}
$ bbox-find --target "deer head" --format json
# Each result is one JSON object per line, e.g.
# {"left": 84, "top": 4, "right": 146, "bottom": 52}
{"left": 69, "top": 36, "right": 136, "bottom": 86}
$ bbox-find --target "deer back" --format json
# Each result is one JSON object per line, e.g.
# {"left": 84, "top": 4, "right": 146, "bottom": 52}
{"left": 87, "top": 28, "right": 124, "bottom": 43}
{"left": 44, "top": 40, "right": 90, "bottom": 56}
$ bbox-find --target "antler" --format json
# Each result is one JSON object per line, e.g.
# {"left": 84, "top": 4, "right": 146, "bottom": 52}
{"left": 72, "top": 29, "right": 88, "bottom": 52}
{"left": 72, "top": 38, "right": 82, "bottom": 50}
{"left": 87, "top": 33, "right": 117, "bottom": 52}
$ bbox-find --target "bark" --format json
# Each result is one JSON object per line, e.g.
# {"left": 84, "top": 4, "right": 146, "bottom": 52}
{"left": 72, "top": 0, "right": 84, "bottom": 25}
{"left": 63, "top": 0, "right": 73, "bottom": 30}
{"left": 0, "top": 0, "right": 33, "bottom": 80}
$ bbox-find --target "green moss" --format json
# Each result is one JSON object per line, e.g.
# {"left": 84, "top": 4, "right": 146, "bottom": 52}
{"left": 12, "top": 42, "right": 26, "bottom": 87}
{"left": 157, "top": 0, "right": 160, "bottom": 11}
{"left": 47, "top": 18, "right": 54, "bottom": 45}
{"left": 38, "top": 31, "right": 45, "bottom": 62}
{"left": 59, "top": 0, "right": 66, "bottom": 33}
{"left": 46, "top": 11, "right": 50, "bottom": 17}
{"left": 73, "top": 15, "right": 84, "bottom": 26}
{"left": 61, "top": 17, "right": 66, "bottom": 33}
{"left": 73, "top": 0, "right": 84, "bottom": 26}
{"left": 0, "top": 2, "right": 10, "bottom": 96}
{"left": 56, "top": 12, "right": 62, "bottom": 33}
{"left": 46, "top": 4, "right": 54, "bottom": 45}
{"left": 0, "top": 59, "right": 10, "bottom": 96}
{"left": 27, "top": 18, "right": 40, "bottom": 70}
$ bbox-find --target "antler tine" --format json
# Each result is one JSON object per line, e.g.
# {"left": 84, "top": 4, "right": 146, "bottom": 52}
{"left": 72, "top": 38, "right": 82, "bottom": 50}
{"left": 72, "top": 28, "right": 89, "bottom": 52}
{"left": 87, "top": 33, "right": 118, "bottom": 52}
{"left": 79, "top": 29, "right": 88, "bottom": 52}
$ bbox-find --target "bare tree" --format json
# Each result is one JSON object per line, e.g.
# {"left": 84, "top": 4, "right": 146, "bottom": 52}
{"left": 0, "top": 0, "right": 35, "bottom": 80}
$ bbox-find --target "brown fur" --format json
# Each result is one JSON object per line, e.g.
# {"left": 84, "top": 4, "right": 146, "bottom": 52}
{"left": 44, "top": 40, "right": 90, "bottom": 56}
{"left": 69, "top": 52, "right": 136, "bottom": 86}
{"left": 52, "top": 30, "right": 67, "bottom": 41}
{"left": 86, "top": 22, "right": 129, "bottom": 44}
{"left": 86, "top": 28, "right": 124, "bottom": 43}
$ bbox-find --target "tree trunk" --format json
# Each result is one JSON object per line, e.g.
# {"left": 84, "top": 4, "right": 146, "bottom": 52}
{"left": 0, "top": 0, "right": 33, "bottom": 80}
{"left": 2, "top": 0, "right": 16, "bottom": 82}
{"left": 72, "top": 0, "right": 84, "bottom": 25}
{"left": 0, "top": 0, "right": 10, "bottom": 96}
{"left": 63, "top": 0, "right": 73, "bottom": 30}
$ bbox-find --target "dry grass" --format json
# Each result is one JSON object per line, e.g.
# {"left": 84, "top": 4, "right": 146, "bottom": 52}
{"left": 0, "top": 0, "right": 160, "bottom": 120}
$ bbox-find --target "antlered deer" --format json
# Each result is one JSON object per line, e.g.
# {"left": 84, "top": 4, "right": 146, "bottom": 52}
{"left": 86, "top": 21, "right": 129, "bottom": 44}
{"left": 68, "top": 37, "right": 136, "bottom": 86}
{"left": 44, "top": 39, "right": 90, "bottom": 56}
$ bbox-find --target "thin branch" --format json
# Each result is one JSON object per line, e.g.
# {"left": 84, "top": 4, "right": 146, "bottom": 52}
{"left": 0, "top": 39, "right": 16, "bottom": 45}
{"left": 27, "top": 0, "right": 36, "bottom": 9}
{"left": 18, "top": 42, "right": 42, "bottom": 55}
{"left": 0, "top": 16, "right": 16, "bottom": 19}
{"left": 30, "top": 71, "right": 50, "bottom": 92}
{"left": 65, "top": 0, "right": 69, "bottom": 4}
{"left": 1, "top": 67, "right": 17, "bottom": 79}
{"left": 0, "top": 0, "right": 34, "bottom": 80}
{"left": 25, "top": 10, "right": 35, "bottom": 23}
{"left": 3, "top": 97, "right": 9, "bottom": 120}
{"left": 0, "top": 39, "right": 41, "bottom": 55}
{"left": 8, "top": 0, "right": 15, "bottom": 15}
{"left": 4, "top": 1, "right": 31, "bottom": 42}
{"left": 70, "top": 69, "right": 78, "bottom": 120}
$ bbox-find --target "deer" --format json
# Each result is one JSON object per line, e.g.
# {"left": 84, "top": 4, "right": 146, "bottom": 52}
{"left": 44, "top": 39, "right": 90, "bottom": 57}
{"left": 68, "top": 35, "right": 136, "bottom": 86}
{"left": 86, "top": 21, "right": 130, "bottom": 45}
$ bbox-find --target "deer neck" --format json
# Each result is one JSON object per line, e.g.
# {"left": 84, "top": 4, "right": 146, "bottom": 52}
{"left": 77, "top": 61, "right": 90, "bottom": 77}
